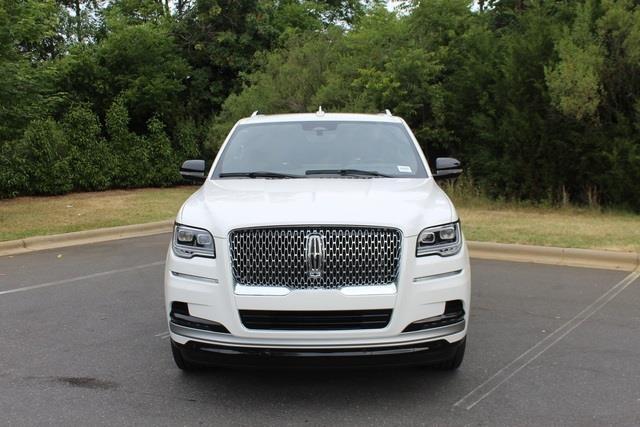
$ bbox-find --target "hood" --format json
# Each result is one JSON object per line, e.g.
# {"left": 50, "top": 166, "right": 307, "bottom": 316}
{"left": 178, "top": 178, "right": 455, "bottom": 238}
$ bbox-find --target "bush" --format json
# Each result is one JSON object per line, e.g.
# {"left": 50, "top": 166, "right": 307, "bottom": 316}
{"left": 63, "top": 104, "right": 114, "bottom": 191}
{"left": 14, "top": 119, "right": 73, "bottom": 195}
{"left": 598, "top": 138, "right": 640, "bottom": 211}
{"left": 106, "top": 97, "right": 149, "bottom": 187}
{"left": 105, "top": 98, "right": 181, "bottom": 188}
{"left": 145, "top": 116, "right": 179, "bottom": 186}
{"left": 0, "top": 141, "right": 27, "bottom": 198}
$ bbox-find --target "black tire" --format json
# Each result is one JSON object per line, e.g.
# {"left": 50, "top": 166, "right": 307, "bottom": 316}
{"left": 171, "top": 341, "right": 200, "bottom": 371}
{"left": 436, "top": 338, "right": 466, "bottom": 370}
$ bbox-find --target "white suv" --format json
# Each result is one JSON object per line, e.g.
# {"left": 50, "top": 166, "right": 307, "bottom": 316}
{"left": 165, "top": 111, "right": 470, "bottom": 370}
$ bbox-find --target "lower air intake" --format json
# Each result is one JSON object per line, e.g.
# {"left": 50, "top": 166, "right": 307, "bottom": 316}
{"left": 239, "top": 309, "right": 392, "bottom": 331}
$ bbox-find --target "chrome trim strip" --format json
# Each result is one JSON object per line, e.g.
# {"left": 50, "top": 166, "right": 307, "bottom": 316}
{"left": 340, "top": 283, "right": 397, "bottom": 295}
{"left": 227, "top": 224, "right": 404, "bottom": 234}
{"left": 413, "top": 269, "right": 463, "bottom": 283}
{"left": 169, "top": 320, "right": 465, "bottom": 349}
{"left": 235, "top": 285, "right": 290, "bottom": 296}
{"left": 234, "top": 283, "right": 397, "bottom": 296}
{"left": 171, "top": 271, "right": 219, "bottom": 284}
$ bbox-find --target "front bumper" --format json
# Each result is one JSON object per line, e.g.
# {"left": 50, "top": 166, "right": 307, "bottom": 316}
{"left": 172, "top": 336, "right": 466, "bottom": 368}
{"left": 165, "top": 236, "right": 471, "bottom": 360}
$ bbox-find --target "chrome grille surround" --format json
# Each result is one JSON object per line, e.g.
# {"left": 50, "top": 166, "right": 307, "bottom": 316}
{"left": 229, "top": 226, "right": 402, "bottom": 289}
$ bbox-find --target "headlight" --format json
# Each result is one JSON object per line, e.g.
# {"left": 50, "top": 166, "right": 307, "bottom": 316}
{"left": 416, "top": 221, "right": 462, "bottom": 257}
{"left": 172, "top": 224, "right": 215, "bottom": 259}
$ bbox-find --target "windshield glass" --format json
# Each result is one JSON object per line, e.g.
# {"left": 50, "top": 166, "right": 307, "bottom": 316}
{"left": 212, "top": 121, "right": 428, "bottom": 178}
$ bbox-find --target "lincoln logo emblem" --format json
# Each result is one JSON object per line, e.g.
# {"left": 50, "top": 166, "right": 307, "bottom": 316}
{"left": 305, "top": 233, "right": 325, "bottom": 278}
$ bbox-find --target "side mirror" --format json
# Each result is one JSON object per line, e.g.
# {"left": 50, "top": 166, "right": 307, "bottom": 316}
{"left": 434, "top": 157, "right": 463, "bottom": 180}
{"left": 180, "top": 159, "right": 206, "bottom": 182}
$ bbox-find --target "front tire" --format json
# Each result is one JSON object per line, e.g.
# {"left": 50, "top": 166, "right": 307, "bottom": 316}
{"left": 436, "top": 338, "right": 466, "bottom": 370}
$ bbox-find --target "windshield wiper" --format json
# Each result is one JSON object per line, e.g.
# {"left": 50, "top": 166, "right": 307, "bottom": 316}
{"left": 219, "top": 171, "right": 303, "bottom": 179}
{"left": 305, "top": 169, "right": 391, "bottom": 178}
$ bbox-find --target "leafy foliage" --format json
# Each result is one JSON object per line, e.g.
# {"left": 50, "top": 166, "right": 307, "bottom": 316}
{"left": 0, "top": 0, "right": 639, "bottom": 211}
{"left": 62, "top": 104, "right": 113, "bottom": 191}
{"left": 14, "top": 119, "right": 73, "bottom": 195}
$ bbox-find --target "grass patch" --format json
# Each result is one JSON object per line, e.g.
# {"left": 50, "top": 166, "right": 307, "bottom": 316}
{"left": 0, "top": 186, "right": 196, "bottom": 241}
{"left": 443, "top": 180, "right": 640, "bottom": 252}
{"left": 1, "top": 184, "right": 639, "bottom": 252}
{"left": 457, "top": 206, "right": 640, "bottom": 252}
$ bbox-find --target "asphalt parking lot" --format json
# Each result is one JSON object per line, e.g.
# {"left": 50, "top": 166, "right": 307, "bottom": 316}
{"left": 1, "top": 234, "right": 639, "bottom": 426}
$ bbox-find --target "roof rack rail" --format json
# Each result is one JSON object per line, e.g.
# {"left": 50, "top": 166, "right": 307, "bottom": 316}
{"left": 251, "top": 110, "right": 260, "bottom": 117}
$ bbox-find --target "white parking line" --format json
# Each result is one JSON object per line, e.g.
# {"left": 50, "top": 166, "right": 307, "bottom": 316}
{"left": 155, "top": 331, "right": 170, "bottom": 339}
{"left": 0, "top": 261, "right": 165, "bottom": 296}
{"left": 455, "top": 268, "right": 640, "bottom": 411}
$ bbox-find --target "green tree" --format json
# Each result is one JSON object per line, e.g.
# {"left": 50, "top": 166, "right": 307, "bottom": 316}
{"left": 317, "top": 7, "right": 447, "bottom": 148}
{"left": 0, "top": 0, "right": 64, "bottom": 141}
{"left": 99, "top": 22, "right": 188, "bottom": 128}
{"left": 207, "top": 29, "right": 342, "bottom": 153}
{"left": 58, "top": 0, "right": 102, "bottom": 44}
{"left": 545, "top": 1, "right": 604, "bottom": 122}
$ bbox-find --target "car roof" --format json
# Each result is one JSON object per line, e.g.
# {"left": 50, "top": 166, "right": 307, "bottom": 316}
{"left": 237, "top": 112, "right": 404, "bottom": 125}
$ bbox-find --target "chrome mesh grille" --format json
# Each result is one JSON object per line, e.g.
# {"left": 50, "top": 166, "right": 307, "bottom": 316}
{"left": 229, "top": 227, "right": 402, "bottom": 289}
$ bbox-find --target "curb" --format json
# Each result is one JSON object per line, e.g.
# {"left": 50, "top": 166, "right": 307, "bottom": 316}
{"left": 0, "top": 220, "right": 173, "bottom": 257}
{"left": 1, "top": 222, "right": 638, "bottom": 272}
{"left": 468, "top": 241, "right": 639, "bottom": 272}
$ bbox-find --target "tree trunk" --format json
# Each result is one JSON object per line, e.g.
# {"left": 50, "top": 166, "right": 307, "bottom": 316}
{"left": 74, "top": 0, "right": 82, "bottom": 43}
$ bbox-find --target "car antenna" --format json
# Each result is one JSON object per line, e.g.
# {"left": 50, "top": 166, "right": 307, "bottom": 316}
{"left": 251, "top": 110, "right": 259, "bottom": 117}
{"left": 316, "top": 106, "right": 325, "bottom": 116}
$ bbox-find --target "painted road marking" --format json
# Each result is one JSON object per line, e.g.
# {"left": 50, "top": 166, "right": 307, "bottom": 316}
{"left": 455, "top": 269, "right": 640, "bottom": 411}
{"left": 155, "top": 331, "right": 171, "bottom": 339}
{"left": 0, "top": 261, "right": 165, "bottom": 296}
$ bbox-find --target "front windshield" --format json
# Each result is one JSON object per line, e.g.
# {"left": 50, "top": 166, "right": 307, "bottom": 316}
{"left": 212, "top": 121, "right": 428, "bottom": 178}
